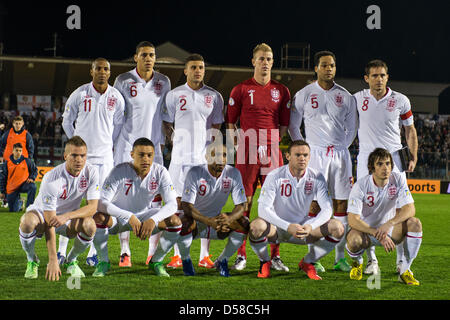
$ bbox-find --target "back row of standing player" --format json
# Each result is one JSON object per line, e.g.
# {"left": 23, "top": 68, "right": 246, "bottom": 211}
{"left": 58, "top": 41, "right": 418, "bottom": 277}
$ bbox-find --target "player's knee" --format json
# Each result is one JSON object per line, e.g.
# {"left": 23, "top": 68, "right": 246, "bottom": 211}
{"left": 249, "top": 218, "right": 267, "bottom": 240}
{"left": 346, "top": 231, "right": 363, "bottom": 252}
{"left": 19, "top": 212, "right": 38, "bottom": 233}
{"left": 309, "top": 201, "right": 320, "bottom": 215}
{"left": 328, "top": 219, "right": 345, "bottom": 239}
{"left": 81, "top": 218, "right": 96, "bottom": 237}
{"left": 406, "top": 217, "right": 422, "bottom": 232}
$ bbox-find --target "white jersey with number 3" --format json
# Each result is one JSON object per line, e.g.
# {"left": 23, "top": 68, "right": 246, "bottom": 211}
{"left": 27, "top": 162, "right": 100, "bottom": 216}
{"left": 258, "top": 165, "right": 333, "bottom": 231}
{"left": 162, "top": 83, "right": 224, "bottom": 165}
{"left": 354, "top": 88, "right": 414, "bottom": 154}
{"left": 347, "top": 171, "right": 414, "bottom": 228}
{"left": 62, "top": 83, "right": 125, "bottom": 162}
{"left": 181, "top": 164, "right": 246, "bottom": 217}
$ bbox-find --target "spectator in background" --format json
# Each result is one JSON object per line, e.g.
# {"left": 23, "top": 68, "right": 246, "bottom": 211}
{"left": 0, "top": 116, "right": 34, "bottom": 163}
{"left": 0, "top": 143, "right": 37, "bottom": 212}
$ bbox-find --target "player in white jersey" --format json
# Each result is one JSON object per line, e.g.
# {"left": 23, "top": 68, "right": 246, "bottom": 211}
{"left": 346, "top": 148, "right": 422, "bottom": 285}
{"left": 18, "top": 136, "right": 100, "bottom": 280}
{"left": 112, "top": 41, "right": 171, "bottom": 267}
{"left": 179, "top": 143, "right": 249, "bottom": 277}
{"left": 289, "top": 51, "right": 358, "bottom": 273}
{"left": 161, "top": 54, "right": 224, "bottom": 269}
{"left": 61, "top": 58, "right": 125, "bottom": 266}
{"left": 91, "top": 138, "right": 181, "bottom": 278}
{"left": 248, "top": 140, "right": 345, "bottom": 280}
{"left": 354, "top": 59, "right": 418, "bottom": 275}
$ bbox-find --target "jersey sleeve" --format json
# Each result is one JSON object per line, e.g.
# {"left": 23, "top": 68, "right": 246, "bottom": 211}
{"left": 400, "top": 95, "right": 414, "bottom": 126}
{"left": 231, "top": 169, "right": 247, "bottom": 205}
{"left": 161, "top": 90, "right": 176, "bottom": 123}
{"left": 210, "top": 92, "right": 225, "bottom": 125}
{"left": 344, "top": 95, "right": 358, "bottom": 147}
{"left": 40, "top": 175, "right": 59, "bottom": 212}
{"left": 347, "top": 181, "right": 365, "bottom": 216}
{"left": 257, "top": 174, "right": 290, "bottom": 231}
{"left": 307, "top": 174, "right": 333, "bottom": 230}
{"left": 149, "top": 168, "right": 177, "bottom": 224}
{"left": 396, "top": 174, "right": 414, "bottom": 208}
{"left": 86, "top": 166, "right": 100, "bottom": 201}
{"left": 112, "top": 92, "right": 126, "bottom": 143}
{"left": 279, "top": 86, "right": 291, "bottom": 127}
{"left": 181, "top": 167, "right": 198, "bottom": 204}
{"left": 288, "top": 90, "right": 305, "bottom": 141}
{"left": 62, "top": 90, "right": 79, "bottom": 138}
{"left": 225, "top": 85, "right": 242, "bottom": 124}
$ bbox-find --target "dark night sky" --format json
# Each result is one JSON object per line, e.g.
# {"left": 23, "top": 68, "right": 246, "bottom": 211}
{"left": 1, "top": 1, "right": 449, "bottom": 83}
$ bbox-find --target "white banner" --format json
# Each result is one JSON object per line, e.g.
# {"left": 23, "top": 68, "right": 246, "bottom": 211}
{"left": 17, "top": 95, "right": 52, "bottom": 111}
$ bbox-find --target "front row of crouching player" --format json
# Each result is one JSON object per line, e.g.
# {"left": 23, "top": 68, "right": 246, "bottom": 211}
{"left": 18, "top": 137, "right": 422, "bottom": 285}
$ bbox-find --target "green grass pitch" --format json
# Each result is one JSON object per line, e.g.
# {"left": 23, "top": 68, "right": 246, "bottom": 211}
{"left": 0, "top": 186, "right": 449, "bottom": 300}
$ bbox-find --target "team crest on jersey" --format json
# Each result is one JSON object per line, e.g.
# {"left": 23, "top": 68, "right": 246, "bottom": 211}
{"left": 149, "top": 177, "right": 159, "bottom": 192}
{"left": 386, "top": 97, "right": 396, "bottom": 112}
{"left": 304, "top": 179, "right": 313, "bottom": 195}
{"left": 335, "top": 93, "right": 344, "bottom": 107}
{"left": 271, "top": 88, "right": 280, "bottom": 102}
{"left": 204, "top": 94, "right": 213, "bottom": 108}
{"left": 388, "top": 184, "right": 397, "bottom": 200}
{"left": 153, "top": 81, "right": 162, "bottom": 95}
{"left": 107, "top": 97, "right": 117, "bottom": 111}
{"left": 78, "top": 176, "right": 89, "bottom": 192}
{"left": 228, "top": 97, "right": 235, "bottom": 106}
{"left": 222, "top": 178, "right": 231, "bottom": 193}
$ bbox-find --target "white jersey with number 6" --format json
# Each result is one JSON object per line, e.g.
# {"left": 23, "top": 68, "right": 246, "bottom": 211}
{"left": 257, "top": 165, "right": 333, "bottom": 232}
{"left": 181, "top": 164, "right": 246, "bottom": 217}
{"left": 62, "top": 83, "right": 125, "bottom": 162}
{"left": 113, "top": 69, "right": 171, "bottom": 165}
{"left": 347, "top": 171, "right": 414, "bottom": 228}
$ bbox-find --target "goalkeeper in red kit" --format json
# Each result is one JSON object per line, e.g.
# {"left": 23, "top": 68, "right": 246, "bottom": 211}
{"left": 225, "top": 43, "right": 291, "bottom": 272}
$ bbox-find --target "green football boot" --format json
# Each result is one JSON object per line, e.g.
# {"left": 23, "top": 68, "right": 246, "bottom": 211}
{"left": 333, "top": 258, "right": 352, "bottom": 272}
{"left": 92, "top": 261, "right": 111, "bottom": 277}
{"left": 312, "top": 261, "right": 326, "bottom": 273}
{"left": 65, "top": 260, "right": 86, "bottom": 278}
{"left": 24, "top": 261, "right": 39, "bottom": 279}
{"left": 149, "top": 261, "right": 170, "bottom": 277}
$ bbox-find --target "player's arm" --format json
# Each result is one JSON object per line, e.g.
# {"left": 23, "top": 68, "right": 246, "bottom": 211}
{"left": 112, "top": 94, "right": 126, "bottom": 143}
{"left": 50, "top": 199, "right": 99, "bottom": 227}
{"left": 347, "top": 184, "right": 376, "bottom": 236}
{"left": 344, "top": 96, "right": 359, "bottom": 147}
{"left": 214, "top": 203, "right": 245, "bottom": 232}
{"left": 43, "top": 210, "right": 61, "bottom": 281}
{"left": 61, "top": 92, "right": 79, "bottom": 139}
{"left": 279, "top": 87, "right": 291, "bottom": 139}
{"left": 347, "top": 212, "right": 377, "bottom": 236}
{"left": 404, "top": 124, "right": 418, "bottom": 172}
{"left": 288, "top": 92, "right": 305, "bottom": 141}
{"left": 181, "top": 201, "right": 216, "bottom": 227}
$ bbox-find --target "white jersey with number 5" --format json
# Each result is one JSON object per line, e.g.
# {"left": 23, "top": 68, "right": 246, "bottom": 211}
{"left": 347, "top": 171, "right": 414, "bottom": 228}
{"left": 113, "top": 69, "right": 171, "bottom": 164}
{"left": 27, "top": 162, "right": 100, "bottom": 217}
{"left": 181, "top": 164, "right": 246, "bottom": 217}
{"left": 100, "top": 162, "right": 177, "bottom": 224}
{"left": 257, "top": 165, "right": 333, "bottom": 232}
{"left": 289, "top": 81, "right": 357, "bottom": 148}
{"left": 62, "top": 83, "right": 125, "bottom": 162}
{"left": 354, "top": 88, "right": 414, "bottom": 154}
{"left": 162, "top": 83, "right": 224, "bottom": 165}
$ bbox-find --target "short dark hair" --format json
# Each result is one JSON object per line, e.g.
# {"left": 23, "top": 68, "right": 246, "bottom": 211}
{"left": 135, "top": 41, "right": 155, "bottom": 54}
{"left": 185, "top": 53, "right": 204, "bottom": 65}
{"left": 13, "top": 116, "right": 24, "bottom": 123}
{"left": 13, "top": 143, "right": 23, "bottom": 149}
{"left": 66, "top": 136, "right": 87, "bottom": 148}
{"left": 132, "top": 137, "right": 155, "bottom": 149}
{"left": 367, "top": 148, "right": 393, "bottom": 174}
{"left": 287, "top": 140, "right": 310, "bottom": 154}
{"left": 365, "top": 59, "right": 388, "bottom": 76}
{"left": 314, "top": 50, "right": 336, "bottom": 67}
